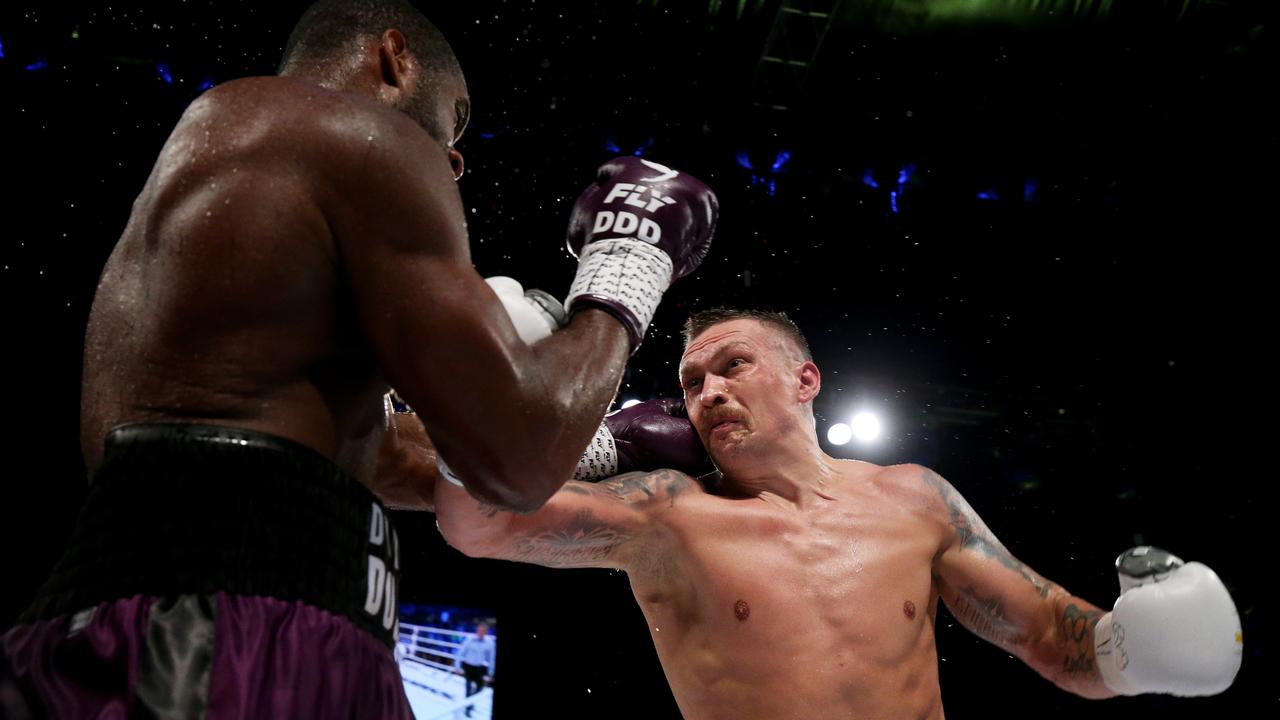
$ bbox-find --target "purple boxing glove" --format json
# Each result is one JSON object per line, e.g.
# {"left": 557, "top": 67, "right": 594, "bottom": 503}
{"left": 565, "top": 157, "right": 718, "bottom": 352}
{"left": 573, "top": 398, "right": 710, "bottom": 481}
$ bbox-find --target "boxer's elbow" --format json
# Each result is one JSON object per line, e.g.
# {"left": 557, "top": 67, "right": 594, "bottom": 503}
{"left": 437, "top": 519, "right": 490, "bottom": 558}
{"left": 435, "top": 504, "right": 508, "bottom": 559}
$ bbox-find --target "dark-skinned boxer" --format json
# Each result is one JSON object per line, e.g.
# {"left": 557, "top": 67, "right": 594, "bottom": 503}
{"left": 0, "top": 1, "right": 717, "bottom": 717}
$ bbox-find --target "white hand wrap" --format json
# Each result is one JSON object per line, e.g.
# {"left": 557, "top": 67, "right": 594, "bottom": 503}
{"left": 1094, "top": 552, "right": 1243, "bottom": 696}
{"left": 565, "top": 238, "right": 673, "bottom": 345}
{"left": 572, "top": 422, "right": 618, "bottom": 481}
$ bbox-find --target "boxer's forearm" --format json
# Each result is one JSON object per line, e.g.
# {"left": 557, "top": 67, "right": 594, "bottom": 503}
{"left": 434, "top": 476, "right": 514, "bottom": 557}
{"left": 1025, "top": 590, "right": 1116, "bottom": 700}
{"left": 432, "top": 308, "right": 629, "bottom": 512}
{"left": 437, "top": 470, "right": 684, "bottom": 570}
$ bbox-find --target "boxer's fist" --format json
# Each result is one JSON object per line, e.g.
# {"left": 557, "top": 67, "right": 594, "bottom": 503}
{"left": 567, "top": 157, "right": 718, "bottom": 279}
{"left": 486, "top": 276, "right": 566, "bottom": 345}
{"left": 573, "top": 398, "right": 709, "bottom": 481}
{"left": 565, "top": 157, "right": 718, "bottom": 351}
{"left": 1093, "top": 546, "right": 1243, "bottom": 696}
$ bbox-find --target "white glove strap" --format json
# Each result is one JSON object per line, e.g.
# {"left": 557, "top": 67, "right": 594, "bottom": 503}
{"left": 565, "top": 238, "right": 673, "bottom": 336}
{"left": 572, "top": 422, "right": 618, "bottom": 481}
{"left": 1093, "top": 611, "right": 1140, "bottom": 696}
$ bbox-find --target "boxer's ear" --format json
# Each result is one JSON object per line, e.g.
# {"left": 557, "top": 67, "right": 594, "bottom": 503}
{"left": 796, "top": 361, "right": 820, "bottom": 404}
{"left": 377, "top": 29, "right": 411, "bottom": 90}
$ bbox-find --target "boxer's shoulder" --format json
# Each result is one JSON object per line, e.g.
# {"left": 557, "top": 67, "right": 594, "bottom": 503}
{"left": 180, "top": 77, "right": 429, "bottom": 165}
{"left": 842, "top": 459, "right": 912, "bottom": 494}
{"left": 874, "top": 462, "right": 942, "bottom": 490}
{"left": 858, "top": 462, "right": 958, "bottom": 519}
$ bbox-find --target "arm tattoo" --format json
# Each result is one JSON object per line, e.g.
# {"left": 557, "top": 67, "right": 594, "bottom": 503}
{"left": 923, "top": 469, "right": 1052, "bottom": 597}
{"left": 474, "top": 470, "right": 689, "bottom": 517}
{"left": 562, "top": 469, "right": 693, "bottom": 507}
{"left": 507, "top": 508, "right": 634, "bottom": 567}
{"left": 493, "top": 469, "right": 694, "bottom": 569}
{"left": 1055, "top": 596, "right": 1103, "bottom": 677}
{"left": 946, "top": 585, "right": 1025, "bottom": 648}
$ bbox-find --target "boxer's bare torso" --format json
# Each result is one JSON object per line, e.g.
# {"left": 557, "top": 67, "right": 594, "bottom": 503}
{"left": 438, "top": 460, "right": 953, "bottom": 719}
{"left": 80, "top": 76, "right": 455, "bottom": 486}
{"left": 629, "top": 461, "right": 946, "bottom": 720}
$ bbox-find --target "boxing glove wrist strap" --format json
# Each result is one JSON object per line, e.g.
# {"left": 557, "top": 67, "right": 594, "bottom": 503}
{"left": 439, "top": 422, "right": 619, "bottom": 488}
{"left": 566, "top": 238, "right": 672, "bottom": 351}
{"left": 1093, "top": 612, "right": 1140, "bottom": 695}
{"left": 572, "top": 422, "right": 619, "bottom": 481}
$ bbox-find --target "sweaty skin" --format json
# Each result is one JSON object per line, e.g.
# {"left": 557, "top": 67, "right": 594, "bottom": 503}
{"left": 437, "top": 461, "right": 1112, "bottom": 719}
{"left": 81, "top": 77, "right": 398, "bottom": 481}
{"left": 80, "top": 58, "right": 628, "bottom": 509}
{"left": 434, "top": 318, "right": 1115, "bottom": 719}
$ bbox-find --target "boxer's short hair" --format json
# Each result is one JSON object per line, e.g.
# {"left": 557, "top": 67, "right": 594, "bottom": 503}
{"left": 279, "top": 0, "right": 462, "bottom": 86}
{"left": 682, "top": 308, "right": 812, "bottom": 362}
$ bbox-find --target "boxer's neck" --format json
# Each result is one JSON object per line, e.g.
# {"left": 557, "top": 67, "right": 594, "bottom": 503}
{"left": 722, "top": 433, "right": 839, "bottom": 510}
{"left": 280, "top": 47, "right": 382, "bottom": 99}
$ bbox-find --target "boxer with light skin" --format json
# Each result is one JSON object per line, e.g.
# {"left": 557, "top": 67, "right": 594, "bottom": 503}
{"left": 426, "top": 308, "right": 1243, "bottom": 719}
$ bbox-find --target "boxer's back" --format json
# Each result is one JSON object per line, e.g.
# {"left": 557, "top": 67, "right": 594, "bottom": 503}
{"left": 81, "top": 77, "right": 388, "bottom": 479}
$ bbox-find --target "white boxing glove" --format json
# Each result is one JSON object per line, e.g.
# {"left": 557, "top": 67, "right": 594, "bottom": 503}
{"left": 437, "top": 277, "right": 567, "bottom": 488}
{"left": 1093, "top": 546, "right": 1243, "bottom": 696}
{"left": 485, "top": 276, "right": 566, "bottom": 345}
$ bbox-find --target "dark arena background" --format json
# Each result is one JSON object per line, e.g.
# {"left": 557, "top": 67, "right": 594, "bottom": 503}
{"left": 1, "top": 1, "right": 1273, "bottom": 717}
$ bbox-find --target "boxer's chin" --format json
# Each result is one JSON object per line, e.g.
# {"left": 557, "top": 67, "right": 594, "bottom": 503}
{"left": 707, "top": 427, "right": 751, "bottom": 465}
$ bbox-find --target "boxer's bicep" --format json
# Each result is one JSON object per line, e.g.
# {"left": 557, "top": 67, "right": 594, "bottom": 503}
{"left": 925, "top": 468, "right": 1108, "bottom": 686}
{"left": 922, "top": 468, "right": 1063, "bottom": 655}
{"left": 322, "top": 119, "right": 540, "bottom": 485}
{"left": 328, "top": 134, "right": 509, "bottom": 395}
{"left": 484, "top": 470, "right": 696, "bottom": 570}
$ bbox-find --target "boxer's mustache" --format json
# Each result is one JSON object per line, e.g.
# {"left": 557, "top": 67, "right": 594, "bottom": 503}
{"left": 704, "top": 412, "right": 744, "bottom": 429}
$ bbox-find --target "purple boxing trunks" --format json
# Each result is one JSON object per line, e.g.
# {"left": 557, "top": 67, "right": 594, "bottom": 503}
{"left": 1, "top": 423, "right": 411, "bottom": 719}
